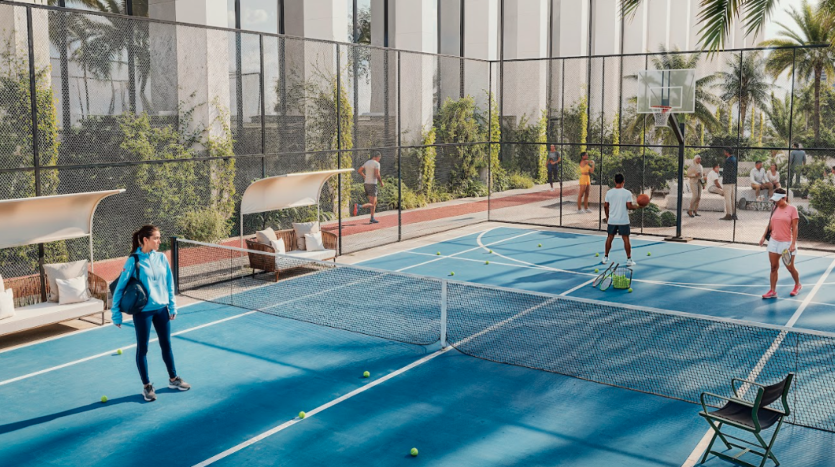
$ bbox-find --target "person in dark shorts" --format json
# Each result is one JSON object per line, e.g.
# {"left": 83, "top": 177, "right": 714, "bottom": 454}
{"left": 355, "top": 151, "right": 383, "bottom": 224}
{"left": 602, "top": 173, "right": 643, "bottom": 266}
{"left": 547, "top": 145, "right": 561, "bottom": 191}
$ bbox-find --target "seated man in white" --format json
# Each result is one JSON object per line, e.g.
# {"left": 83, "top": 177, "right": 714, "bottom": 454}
{"left": 706, "top": 164, "right": 723, "bottom": 196}
{"left": 750, "top": 160, "right": 773, "bottom": 199}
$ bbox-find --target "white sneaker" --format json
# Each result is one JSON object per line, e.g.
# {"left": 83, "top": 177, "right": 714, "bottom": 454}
{"left": 585, "top": 209, "right": 594, "bottom": 214}
{"left": 626, "top": 258, "right": 636, "bottom": 267}
{"left": 549, "top": 187, "right": 554, "bottom": 192}
{"left": 577, "top": 209, "right": 583, "bottom": 214}
{"left": 601, "top": 256, "right": 609, "bottom": 264}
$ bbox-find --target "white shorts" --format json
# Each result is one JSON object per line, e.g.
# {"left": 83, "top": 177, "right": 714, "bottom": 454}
{"left": 767, "top": 238, "right": 796, "bottom": 256}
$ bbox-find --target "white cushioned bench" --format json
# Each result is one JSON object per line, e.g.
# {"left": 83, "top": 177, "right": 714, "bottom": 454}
{"left": 0, "top": 298, "right": 105, "bottom": 337}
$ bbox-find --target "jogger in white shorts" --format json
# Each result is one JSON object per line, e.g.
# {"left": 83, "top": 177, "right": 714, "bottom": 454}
{"left": 758, "top": 188, "right": 801, "bottom": 299}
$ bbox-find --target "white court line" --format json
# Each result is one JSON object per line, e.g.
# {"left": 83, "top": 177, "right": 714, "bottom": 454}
{"left": 395, "top": 229, "right": 538, "bottom": 273}
{"left": 349, "top": 226, "right": 494, "bottom": 264}
{"left": 682, "top": 257, "right": 835, "bottom": 467}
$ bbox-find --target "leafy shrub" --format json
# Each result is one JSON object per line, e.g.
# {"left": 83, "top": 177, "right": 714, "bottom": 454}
{"left": 508, "top": 172, "right": 535, "bottom": 190}
{"left": 457, "top": 178, "right": 488, "bottom": 198}
{"left": 177, "top": 208, "right": 232, "bottom": 243}
{"left": 349, "top": 178, "right": 428, "bottom": 213}
{"left": 809, "top": 180, "right": 835, "bottom": 216}
{"left": 660, "top": 211, "right": 677, "bottom": 227}
{"left": 631, "top": 203, "right": 661, "bottom": 227}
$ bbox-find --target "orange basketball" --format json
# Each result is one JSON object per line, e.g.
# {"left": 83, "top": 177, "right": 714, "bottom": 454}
{"left": 637, "top": 194, "right": 650, "bottom": 207}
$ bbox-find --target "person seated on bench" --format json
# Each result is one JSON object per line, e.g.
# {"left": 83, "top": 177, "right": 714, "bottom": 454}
{"left": 767, "top": 163, "right": 781, "bottom": 191}
{"left": 750, "top": 160, "right": 773, "bottom": 199}
{"left": 706, "top": 163, "right": 723, "bottom": 196}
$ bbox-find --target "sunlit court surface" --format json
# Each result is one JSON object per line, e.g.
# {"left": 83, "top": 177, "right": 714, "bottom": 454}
{"left": 0, "top": 223, "right": 834, "bottom": 467}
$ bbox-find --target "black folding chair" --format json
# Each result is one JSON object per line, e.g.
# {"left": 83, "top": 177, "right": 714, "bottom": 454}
{"left": 698, "top": 373, "right": 794, "bottom": 467}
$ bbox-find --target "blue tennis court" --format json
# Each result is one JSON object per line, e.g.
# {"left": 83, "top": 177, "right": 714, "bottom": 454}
{"left": 2, "top": 228, "right": 835, "bottom": 466}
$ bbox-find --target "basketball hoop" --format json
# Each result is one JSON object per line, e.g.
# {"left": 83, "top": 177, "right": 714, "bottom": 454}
{"left": 651, "top": 105, "right": 672, "bottom": 128}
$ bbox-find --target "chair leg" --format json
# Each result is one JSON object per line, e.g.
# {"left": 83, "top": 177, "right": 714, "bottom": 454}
{"left": 274, "top": 270, "right": 280, "bottom": 282}
{"left": 756, "top": 419, "right": 784, "bottom": 467}
{"left": 701, "top": 420, "right": 733, "bottom": 464}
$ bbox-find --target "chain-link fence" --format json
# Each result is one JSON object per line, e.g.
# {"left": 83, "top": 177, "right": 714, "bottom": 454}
{"left": 1, "top": 3, "right": 833, "bottom": 282}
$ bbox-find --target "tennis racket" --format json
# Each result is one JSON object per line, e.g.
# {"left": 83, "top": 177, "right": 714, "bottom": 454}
{"left": 592, "top": 262, "right": 615, "bottom": 288}
{"left": 781, "top": 249, "right": 793, "bottom": 267}
{"left": 599, "top": 263, "right": 620, "bottom": 291}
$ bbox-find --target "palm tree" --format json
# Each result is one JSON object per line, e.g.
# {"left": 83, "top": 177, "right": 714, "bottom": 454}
{"left": 763, "top": 92, "right": 806, "bottom": 147}
{"left": 623, "top": 47, "right": 720, "bottom": 145}
{"left": 620, "top": 0, "right": 778, "bottom": 52}
{"left": 760, "top": 1, "right": 835, "bottom": 142}
{"left": 715, "top": 51, "right": 770, "bottom": 135}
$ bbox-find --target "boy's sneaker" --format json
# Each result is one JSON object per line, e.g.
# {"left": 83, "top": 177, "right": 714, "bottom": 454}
{"left": 601, "top": 256, "right": 609, "bottom": 264}
{"left": 143, "top": 383, "right": 156, "bottom": 402}
{"left": 370, "top": 218, "right": 379, "bottom": 224}
{"left": 625, "top": 258, "right": 636, "bottom": 267}
{"left": 790, "top": 284, "right": 803, "bottom": 297}
{"left": 352, "top": 203, "right": 359, "bottom": 216}
{"left": 762, "top": 290, "right": 778, "bottom": 299}
{"left": 169, "top": 376, "right": 191, "bottom": 391}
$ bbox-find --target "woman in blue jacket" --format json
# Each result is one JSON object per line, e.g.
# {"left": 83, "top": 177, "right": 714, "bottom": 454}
{"left": 112, "top": 225, "right": 190, "bottom": 402}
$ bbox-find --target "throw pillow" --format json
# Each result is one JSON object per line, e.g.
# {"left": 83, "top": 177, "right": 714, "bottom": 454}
{"left": 304, "top": 232, "right": 325, "bottom": 252}
{"left": 0, "top": 288, "right": 14, "bottom": 321}
{"left": 56, "top": 275, "right": 91, "bottom": 305}
{"left": 255, "top": 227, "right": 278, "bottom": 245}
{"left": 44, "top": 260, "right": 89, "bottom": 303}
{"left": 269, "top": 238, "right": 286, "bottom": 255}
{"left": 292, "top": 222, "right": 319, "bottom": 250}
{"left": 0, "top": 273, "right": 4, "bottom": 291}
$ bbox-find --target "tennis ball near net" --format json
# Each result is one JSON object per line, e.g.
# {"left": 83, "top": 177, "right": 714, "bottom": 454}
{"left": 628, "top": 288, "right": 633, "bottom": 293}
{"left": 436, "top": 251, "right": 441, "bottom": 255}
{"left": 363, "top": 371, "right": 370, "bottom": 378}
{"left": 647, "top": 252, "right": 652, "bottom": 256}
{"left": 594, "top": 268, "right": 599, "bottom": 273}
{"left": 450, "top": 271, "right": 455, "bottom": 276}
{"left": 100, "top": 396, "right": 108, "bottom": 403}
{"left": 538, "top": 243, "right": 542, "bottom": 247}
{"left": 298, "top": 411, "right": 306, "bottom": 419}
{"left": 117, "top": 349, "right": 122, "bottom": 355}
{"left": 595, "top": 253, "right": 599, "bottom": 257}
{"left": 410, "top": 448, "right": 419, "bottom": 457}
{"left": 485, "top": 261, "right": 490, "bottom": 265}
{"left": 489, "top": 249, "right": 493, "bottom": 254}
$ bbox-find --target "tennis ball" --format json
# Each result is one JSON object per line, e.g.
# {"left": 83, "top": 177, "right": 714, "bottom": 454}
{"left": 594, "top": 268, "right": 599, "bottom": 273}
{"left": 485, "top": 261, "right": 489, "bottom": 265}
{"left": 628, "top": 288, "right": 633, "bottom": 293}
{"left": 489, "top": 249, "right": 493, "bottom": 254}
{"left": 436, "top": 251, "right": 441, "bottom": 255}
{"left": 117, "top": 349, "right": 122, "bottom": 355}
{"left": 101, "top": 396, "right": 108, "bottom": 403}
{"left": 363, "top": 371, "right": 370, "bottom": 378}
{"left": 647, "top": 252, "right": 652, "bottom": 256}
{"left": 298, "top": 411, "right": 306, "bottom": 419}
{"left": 538, "top": 243, "right": 542, "bottom": 247}
{"left": 595, "top": 253, "right": 599, "bottom": 257}
{"left": 450, "top": 272, "right": 455, "bottom": 276}
{"left": 410, "top": 448, "right": 419, "bottom": 457}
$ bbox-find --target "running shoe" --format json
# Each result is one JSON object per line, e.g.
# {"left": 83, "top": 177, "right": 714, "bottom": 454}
{"left": 370, "top": 218, "right": 379, "bottom": 224}
{"left": 585, "top": 209, "right": 594, "bottom": 214}
{"left": 790, "top": 284, "right": 803, "bottom": 297}
{"left": 625, "top": 258, "right": 636, "bottom": 267}
{"left": 352, "top": 203, "right": 359, "bottom": 216}
{"left": 143, "top": 383, "right": 156, "bottom": 402}
{"left": 601, "top": 256, "right": 609, "bottom": 264}
{"left": 168, "top": 376, "right": 191, "bottom": 391}
{"left": 762, "top": 290, "right": 778, "bottom": 299}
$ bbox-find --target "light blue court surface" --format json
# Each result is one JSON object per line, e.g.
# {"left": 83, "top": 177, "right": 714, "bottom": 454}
{"left": 2, "top": 227, "right": 835, "bottom": 466}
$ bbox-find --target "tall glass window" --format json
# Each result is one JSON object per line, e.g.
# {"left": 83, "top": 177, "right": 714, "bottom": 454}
{"left": 228, "top": 0, "right": 280, "bottom": 33}
{"left": 355, "top": 0, "right": 371, "bottom": 44}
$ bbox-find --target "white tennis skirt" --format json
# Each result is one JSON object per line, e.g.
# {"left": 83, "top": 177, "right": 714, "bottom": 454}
{"left": 767, "top": 238, "right": 796, "bottom": 256}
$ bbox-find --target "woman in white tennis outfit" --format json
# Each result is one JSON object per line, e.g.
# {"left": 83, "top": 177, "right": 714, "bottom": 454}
{"left": 758, "top": 188, "right": 801, "bottom": 299}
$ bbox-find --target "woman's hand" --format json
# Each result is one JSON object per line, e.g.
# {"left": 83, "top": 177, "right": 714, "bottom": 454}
{"left": 759, "top": 236, "right": 765, "bottom": 247}
{"left": 790, "top": 242, "right": 796, "bottom": 252}
{"left": 170, "top": 314, "right": 176, "bottom": 321}
{"left": 115, "top": 324, "right": 121, "bottom": 328}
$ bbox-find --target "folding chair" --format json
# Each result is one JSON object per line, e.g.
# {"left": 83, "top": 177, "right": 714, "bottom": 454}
{"left": 698, "top": 373, "right": 794, "bottom": 467}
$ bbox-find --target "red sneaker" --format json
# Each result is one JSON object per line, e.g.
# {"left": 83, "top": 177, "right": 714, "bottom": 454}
{"left": 352, "top": 203, "right": 358, "bottom": 216}
{"left": 762, "top": 290, "right": 778, "bottom": 299}
{"left": 790, "top": 285, "right": 802, "bottom": 297}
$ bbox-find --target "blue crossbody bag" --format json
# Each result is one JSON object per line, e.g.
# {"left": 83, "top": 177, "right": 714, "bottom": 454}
{"left": 109, "top": 253, "right": 148, "bottom": 315}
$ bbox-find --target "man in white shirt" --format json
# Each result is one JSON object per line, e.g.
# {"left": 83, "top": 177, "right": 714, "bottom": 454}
{"left": 706, "top": 164, "right": 723, "bottom": 196}
{"left": 355, "top": 152, "right": 384, "bottom": 224}
{"left": 602, "top": 173, "right": 643, "bottom": 267}
{"left": 749, "top": 160, "right": 773, "bottom": 199}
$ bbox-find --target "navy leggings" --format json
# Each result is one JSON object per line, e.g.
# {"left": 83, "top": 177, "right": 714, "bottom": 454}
{"left": 133, "top": 306, "right": 177, "bottom": 385}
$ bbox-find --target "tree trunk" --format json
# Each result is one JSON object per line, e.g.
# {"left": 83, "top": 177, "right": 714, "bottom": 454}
{"left": 739, "top": 100, "right": 747, "bottom": 138}
{"left": 815, "top": 66, "right": 822, "bottom": 142}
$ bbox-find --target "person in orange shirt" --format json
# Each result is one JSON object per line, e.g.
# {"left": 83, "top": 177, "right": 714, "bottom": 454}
{"left": 576, "top": 152, "right": 595, "bottom": 213}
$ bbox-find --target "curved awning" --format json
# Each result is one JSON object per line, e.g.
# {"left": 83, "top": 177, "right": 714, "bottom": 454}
{"left": 0, "top": 189, "right": 125, "bottom": 249}
{"left": 240, "top": 169, "right": 354, "bottom": 216}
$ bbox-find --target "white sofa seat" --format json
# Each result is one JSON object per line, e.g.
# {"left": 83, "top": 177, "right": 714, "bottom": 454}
{"left": 0, "top": 298, "right": 105, "bottom": 337}
{"left": 282, "top": 249, "right": 337, "bottom": 262}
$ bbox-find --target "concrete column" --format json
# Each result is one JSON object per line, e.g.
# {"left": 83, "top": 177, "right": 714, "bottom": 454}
{"left": 646, "top": 0, "right": 670, "bottom": 52}
{"left": 439, "top": 0, "right": 461, "bottom": 106}
{"left": 668, "top": 0, "right": 690, "bottom": 51}
{"left": 556, "top": 0, "right": 588, "bottom": 57}
{"left": 688, "top": 0, "right": 701, "bottom": 50}
{"left": 622, "top": 0, "right": 647, "bottom": 54}
{"left": 0, "top": 1, "right": 50, "bottom": 78}
{"left": 591, "top": 0, "right": 620, "bottom": 55}
{"left": 464, "top": 0, "right": 498, "bottom": 61}
{"left": 502, "top": 0, "right": 548, "bottom": 127}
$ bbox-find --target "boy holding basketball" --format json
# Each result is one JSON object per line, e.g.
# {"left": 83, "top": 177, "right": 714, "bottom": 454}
{"left": 602, "top": 173, "right": 644, "bottom": 266}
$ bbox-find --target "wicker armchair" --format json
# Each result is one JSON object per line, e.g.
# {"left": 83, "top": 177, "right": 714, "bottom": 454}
{"left": 5, "top": 272, "right": 109, "bottom": 309}
{"left": 245, "top": 229, "right": 338, "bottom": 281}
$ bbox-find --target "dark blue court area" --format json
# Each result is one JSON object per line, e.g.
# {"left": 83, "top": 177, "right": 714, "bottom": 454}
{"left": 2, "top": 226, "right": 835, "bottom": 466}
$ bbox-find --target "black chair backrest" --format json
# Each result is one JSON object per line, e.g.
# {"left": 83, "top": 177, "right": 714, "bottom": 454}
{"left": 759, "top": 373, "right": 794, "bottom": 411}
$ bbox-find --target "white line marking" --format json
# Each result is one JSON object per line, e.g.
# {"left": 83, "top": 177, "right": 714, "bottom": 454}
{"left": 350, "top": 226, "right": 493, "bottom": 264}
{"left": 395, "top": 229, "right": 538, "bottom": 272}
{"left": 682, "top": 257, "right": 835, "bottom": 467}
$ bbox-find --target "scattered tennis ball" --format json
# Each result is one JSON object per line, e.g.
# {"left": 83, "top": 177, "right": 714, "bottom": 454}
{"left": 436, "top": 251, "right": 441, "bottom": 255}
{"left": 410, "top": 448, "right": 419, "bottom": 457}
{"left": 363, "top": 371, "right": 370, "bottom": 378}
{"left": 594, "top": 268, "right": 599, "bottom": 273}
{"left": 100, "top": 396, "right": 108, "bottom": 403}
{"left": 489, "top": 249, "right": 493, "bottom": 254}
{"left": 298, "top": 411, "right": 306, "bottom": 419}
{"left": 450, "top": 271, "right": 455, "bottom": 276}
{"left": 647, "top": 252, "right": 652, "bottom": 256}
{"left": 538, "top": 243, "right": 542, "bottom": 247}
{"left": 628, "top": 288, "right": 633, "bottom": 293}
{"left": 595, "top": 253, "right": 599, "bottom": 257}
{"left": 485, "top": 261, "right": 490, "bottom": 265}
{"left": 116, "top": 349, "right": 123, "bottom": 355}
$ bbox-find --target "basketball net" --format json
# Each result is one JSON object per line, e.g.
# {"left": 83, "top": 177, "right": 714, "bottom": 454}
{"left": 651, "top": 105, "right": 672, "bottom": 128}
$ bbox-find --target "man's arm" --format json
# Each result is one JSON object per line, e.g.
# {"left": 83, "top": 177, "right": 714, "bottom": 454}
{"left": 714, "top": 177, "right": 722, "bottom": 189}
{"left": 626, "top": 202, "right": 640, "bottom": 210}
{"left": 357, "top": 166, "right": 365, "bottom": 179}
{"left": 604, "top": 201, "right": 609, "bottom": 220}
{"left": 375, "top": 167, "right": 383, "bottom": 186}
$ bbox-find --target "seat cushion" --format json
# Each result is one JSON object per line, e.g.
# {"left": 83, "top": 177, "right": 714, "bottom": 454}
{"left": 709, "top": 401, "right": 783, "bottom": 430}
{"left": 285, "top": 249, "right": 336, "bottom": 261}
{"left": 0, "top": 299, "right": 104, "bottom": 336}
{"left": 255, "top": 227, "right": 278, "bottom": 245}
{"left": 292, "top": 222, "right": 319, "bottom": 250}
{"left": 0, "top": 288, "right": 14, "bottom": 321}
{"left": 44, "top": 260, "right": 89, "bottom": 303}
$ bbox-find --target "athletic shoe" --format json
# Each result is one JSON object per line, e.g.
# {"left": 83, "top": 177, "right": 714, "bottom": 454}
{"left": 352, "top": 203, "right": 358, "bottom": 216}
{"left": 577, "top": 209, "right": 583, "bottom": 214}
{"left": 143, "top": 383, "right": 156, "bottom": 402}
{"left": 370, "top": 218, "right": 379, "bottom": 224}
{"left": 694, "top": 212, "right": 701, "bottom": 217}
{"left": 549, "top": 187, "right": 554, "bottom": 192}
{"left": 168, "top": 376, "right": 191, "bottom": 391}
{"left": 720, "top": 215, "right": 732, "bottom": 221}
{"left": 790, "top": 284, "right": 803, "bottom": 297}
{"left": 626, "top": 258, "right": 636, "bottom": 267}
{"left": 585, "top": 209, "right": 593, "bottom": 214}
{"left": 601, "top": 256, "right": 609, "bottom": 264}
{"left": 762, "top": 290, "right": 778, "bottom": 299}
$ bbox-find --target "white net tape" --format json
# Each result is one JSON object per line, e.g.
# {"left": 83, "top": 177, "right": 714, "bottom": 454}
{"left": 652, "top": 107, "right": 671, "bottom": 127}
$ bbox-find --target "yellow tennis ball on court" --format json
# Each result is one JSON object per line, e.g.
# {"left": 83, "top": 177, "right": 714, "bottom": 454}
{"left": 363, "top": 371, "right": 370, "bottom": 378}
{"left": 647, "top": 252, "right": 651, "bottom": 256}
{"left": 450, "top": 271, "right": 455, "bottom": 276}
{"left": 594, "top": 268, "right": 599, "bottom": 273}
{"left": 489, "top": 250, "right": 493, "bottom": 254}
{"left": 298, "top": 411, "right": 306, "bottom": 419}
{"left": 628, "top": 288, "right": 633, "bottom": 293}
{"left": 410, "top": 448, "right": 419, "bottom": 457}
{"left": 100, "top": 396, "right": 108, "bottom": 403}
{"left": 538, "top": 243, "right": 542, "bottom": 247}
{"left": 117, "top": 349, "right": 122, "bottom": 355}
{"left": 436, "top": 251, "right": 440, "bottom": 255}
{"left": 485, "top": 261, "right": 489, "bottom": 265}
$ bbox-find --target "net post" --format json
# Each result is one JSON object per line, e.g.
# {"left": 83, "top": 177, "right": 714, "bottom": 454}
{"left": 170, "top": 236, "right": 180, "bottom": 295}
{"left": 440, "top": 280, "right": 448, "bottom": 348}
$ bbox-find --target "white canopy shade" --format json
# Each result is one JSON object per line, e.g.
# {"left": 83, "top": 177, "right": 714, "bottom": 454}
{"left": 0, "top": 189, "right": 125, "bottom": 250}
{"left": 240, "top": 169, "right": 354, "bottom": 216}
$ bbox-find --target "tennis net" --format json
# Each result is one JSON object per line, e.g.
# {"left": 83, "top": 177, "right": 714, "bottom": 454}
{"left": 174, "top": 238, "right": 835, "bottom": 433}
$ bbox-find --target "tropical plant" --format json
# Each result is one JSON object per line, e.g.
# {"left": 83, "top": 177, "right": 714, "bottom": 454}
{"left": 715, "top": 51, "right": 770, "bottom": 133}
{"left": 433, "top": 96, "right": 487, "bottom": 186}
{"left": 763, "top": 92, "right": 806, "bottom": 147}
{"left": 620, "top": 0, "right": 779, "bottom": 52}
{"left": 760, "top": 1, "right": 835, "bottom": 142}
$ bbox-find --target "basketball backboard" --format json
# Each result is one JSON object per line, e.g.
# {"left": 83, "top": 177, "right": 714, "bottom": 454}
{"left": 637, "top": 69, "right": 696, "bottom": 114}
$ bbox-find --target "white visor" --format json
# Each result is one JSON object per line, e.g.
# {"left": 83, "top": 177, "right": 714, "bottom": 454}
{"left": 770, "top": 193, "right": 787, "bottom": 201}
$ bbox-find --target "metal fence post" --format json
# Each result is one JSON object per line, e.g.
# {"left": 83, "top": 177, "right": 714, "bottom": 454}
{"left": 170, "top": 236, "right": 180, "bottom": 294}
{"left": 336, "top": 44, "right": 343, "bottom": 255}
{"left": 440, "top": 280, "right": 448, "bottom": 348}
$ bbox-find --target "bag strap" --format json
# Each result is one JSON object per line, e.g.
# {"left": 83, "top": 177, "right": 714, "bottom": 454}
{"left": 132, "top": 253, "right": 141, "bottom": 280}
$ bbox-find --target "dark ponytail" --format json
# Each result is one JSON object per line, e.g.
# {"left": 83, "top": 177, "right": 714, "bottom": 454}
{"left": 132, "top": 225, "right": 159, "bottom": 252}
